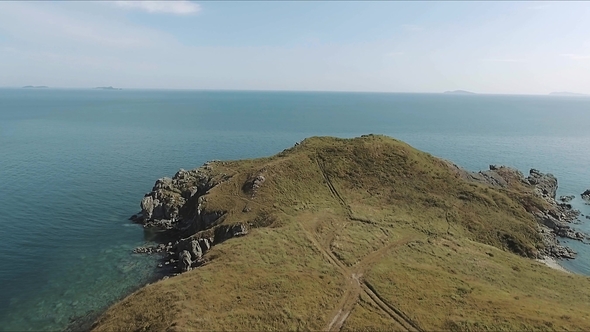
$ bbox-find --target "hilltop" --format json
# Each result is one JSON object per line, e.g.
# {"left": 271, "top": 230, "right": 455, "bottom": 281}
{"left": 92, "top": 135, "right": 590, "bottom": 331}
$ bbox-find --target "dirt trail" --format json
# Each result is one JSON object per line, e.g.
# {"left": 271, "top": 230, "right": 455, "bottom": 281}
{"left": 301, "top": 218, "right": 420, "bottom": 331}
{"left": 315, "top": 157, "right": 353, "bottom": 216}
{"left": 305, "top": 157, "right": 424, "bottom": 332}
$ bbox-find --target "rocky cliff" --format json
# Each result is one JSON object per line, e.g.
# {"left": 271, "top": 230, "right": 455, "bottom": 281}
{"left": 446, "top": 162, "right": 585, "bottom": 259}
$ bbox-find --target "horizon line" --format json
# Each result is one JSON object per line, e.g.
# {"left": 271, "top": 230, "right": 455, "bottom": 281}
{"left": 2, "top": 86, "right": 589, "bottom": 96}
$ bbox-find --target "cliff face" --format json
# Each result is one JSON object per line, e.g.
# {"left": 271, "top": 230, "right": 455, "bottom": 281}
{"left": 94, "top": 135, "right": 590, "bottom": 332}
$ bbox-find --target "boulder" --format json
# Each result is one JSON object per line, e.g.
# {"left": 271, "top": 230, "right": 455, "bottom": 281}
{"left": 190, "top": 239, "right": 202, "bottom": 261}
{"left": 252, "top": 175, "right": 265, "bottom": 190}
{"left": 527, "top": 169, "right": 557, "bottom": 199}
{"left": 153, "top": 177, "right": 174, "bottom": 191}
{"left": 232, "top": 224, "right": 248, "bottom": 237}
{"left": 582, "top": 189, "right": 590, "bottom": 201}
{"left": 140, "top": 196, "right": 157, "bottom": 219}
{"left": 179, "top": 250, "right": 192, "bottom": 272}
{"left": 198, "top": 238, "right": 211, "bottom": 252}
{"left": 477, "top": 170, "right": 508, "bottom": 187}
{"left": 136, "top": 166, "right": 222, "bottom": 230}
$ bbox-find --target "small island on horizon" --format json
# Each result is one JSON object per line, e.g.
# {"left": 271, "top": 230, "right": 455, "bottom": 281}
{"left": 94, "top": 86, "right": 123, "bottom": 90}
{"left": 549, "top": 91, "right": 588, "bottom": 97}
{"left": 22, "top": 85, "right": 48, "bottom": 89}
{"left": 443, "top": 90, "right": 476, "bottom": 95}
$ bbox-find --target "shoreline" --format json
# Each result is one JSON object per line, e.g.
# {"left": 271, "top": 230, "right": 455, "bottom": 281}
{"left": 537, "top": 257, "right": 571, "bottom": 274}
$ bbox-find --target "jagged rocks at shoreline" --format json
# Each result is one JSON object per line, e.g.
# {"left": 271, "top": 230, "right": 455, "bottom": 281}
{"left": 446, "top": 163, "right": 587, "bottom": 260}
{"left": 135, "top": 165, "right": 223, "bottom": 230}
{"left": 131, "top": 162, "right": 249, "bottom": 277}
{"left": 582, "top": 189, "right": 590, "bottom": 202}
{"left": 133, "top": 223, "right": 249, "bottom": 275}
{"left": 522, "top": 169, "right": 585, "bottom": 246}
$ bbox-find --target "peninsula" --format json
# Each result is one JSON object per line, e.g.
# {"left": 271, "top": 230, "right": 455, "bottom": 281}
{"left": 22, "top": 85, "right": 48, "bottom": 89}
{"left": 92, "top": 135, "right": 590, "bottom": 331}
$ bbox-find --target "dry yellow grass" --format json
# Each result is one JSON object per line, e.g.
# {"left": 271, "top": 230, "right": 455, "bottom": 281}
{"left": 93, "top": 135, "right": 590, "bottom": 331}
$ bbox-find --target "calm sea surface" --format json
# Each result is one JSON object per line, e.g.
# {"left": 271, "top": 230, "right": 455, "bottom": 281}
{"left": 1, "top": 89, "right": 590, "bottom": 330}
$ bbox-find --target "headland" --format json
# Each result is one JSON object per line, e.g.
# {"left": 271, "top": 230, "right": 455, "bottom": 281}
{"left": 92, "top": 135, "right": 590, "bottom": 331}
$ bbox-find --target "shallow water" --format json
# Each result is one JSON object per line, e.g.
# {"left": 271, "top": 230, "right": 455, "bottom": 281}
{"left": 1, "top": 89, "right": 590, "bottom": 330}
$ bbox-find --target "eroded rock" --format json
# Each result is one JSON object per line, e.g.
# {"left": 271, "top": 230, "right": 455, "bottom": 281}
{"left": 190, "top": 240, "right": 202, "bottom": 261}
{"left": 526, "top": 169, "right": 558, "bottom": 199}
{"left": 134, "top": 164, "right": 224, "bottom": 231}
{"left": 179, "top": 250, "right": 192, "bottom": 272}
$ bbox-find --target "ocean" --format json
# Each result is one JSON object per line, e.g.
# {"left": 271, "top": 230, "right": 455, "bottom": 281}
{"left": 1, "top": 89, "right": 590, "bottom": 331}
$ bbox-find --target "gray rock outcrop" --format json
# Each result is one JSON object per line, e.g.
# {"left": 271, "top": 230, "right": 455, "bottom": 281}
{"left": 582, "top": 189, "right": 590, "bottom": 201}
{"left": 133, "top": 165, "right": 227, "bottom": 231}
{"left": 525, "top": 169, "right": 558, "bottom": 199}
{"left": 131, "top": 161, "right": 254, "bottom": 276}
{"left": 190, "top": 239, "right": 202, "bottom": 261}
{"left": 179, "top": 250, "right": 192, "bottom": 272}
{"left": 444, "top": 162, "right": 586, "bottom": 260}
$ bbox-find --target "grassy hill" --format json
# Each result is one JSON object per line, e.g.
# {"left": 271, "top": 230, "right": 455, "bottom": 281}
{"left": 92, "top": 135, "right": 590, "bottom": 331}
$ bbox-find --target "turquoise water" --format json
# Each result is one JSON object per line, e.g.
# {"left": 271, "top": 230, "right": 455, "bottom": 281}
{"left": 1, "top": 89, "right": 590, "bottom": 330}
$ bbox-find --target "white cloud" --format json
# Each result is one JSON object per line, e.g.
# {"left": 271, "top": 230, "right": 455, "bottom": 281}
{"left": 115, "top": 1, "right": 200, "bottom": 15}
{"left": 0, "top": 2, "right": 174, "bottom": 49}
{"left": 560, "top": 53, "right": 590, "bottom": 60}
{"left": 385, "top": 51, "right": 404, "bottom": 57}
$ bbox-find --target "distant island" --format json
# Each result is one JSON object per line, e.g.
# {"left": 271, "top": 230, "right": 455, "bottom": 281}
{"left": 549, "top": 91, "right": 587, "bottom": 97}
{"left": 22, "top": 86, "right": 48, "bottom": 89}
{"left": 443, "top": 90, "right": 476, "bottom": 95}
{"left": 94, "top": 86, "right": 122, "bottom": 90}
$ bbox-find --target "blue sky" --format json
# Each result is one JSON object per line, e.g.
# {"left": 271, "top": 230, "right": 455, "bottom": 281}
{"left": 0, "top": 1, "right": 589, "bottom": 94}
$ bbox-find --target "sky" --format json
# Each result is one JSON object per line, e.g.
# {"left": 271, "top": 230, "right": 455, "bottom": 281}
{"left": 0, "top": 1, "right": 589, "bottom": 94}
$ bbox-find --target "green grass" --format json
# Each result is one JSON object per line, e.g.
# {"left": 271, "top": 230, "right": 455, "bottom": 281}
{"left": 93, "top": 135, "right": 590, "bottom": 331}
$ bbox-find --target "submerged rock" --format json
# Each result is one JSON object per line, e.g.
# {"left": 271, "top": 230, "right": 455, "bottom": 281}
{"left": 559, "top": 195, "right": 575, "bottom": 203}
